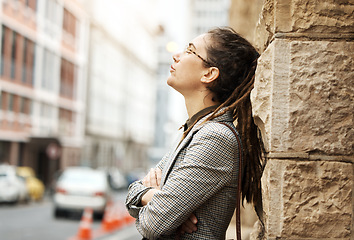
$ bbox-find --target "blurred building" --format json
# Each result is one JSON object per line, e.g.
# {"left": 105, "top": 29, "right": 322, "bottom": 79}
{"left": 189, "top": 0, "right": 230, "bottom": 37}
{"left": 82, "top": 0, "right": 159, "bottom": 173}
{"left": 148, "top": 27, "right": 180, "bottom": 166}
{"left": 0, "top": 0, "right": 89, "bottom": 186}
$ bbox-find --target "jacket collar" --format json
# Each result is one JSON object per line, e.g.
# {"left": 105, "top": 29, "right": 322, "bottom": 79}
{"left": 183, "top": 105, "right": 220, "bottom": 131}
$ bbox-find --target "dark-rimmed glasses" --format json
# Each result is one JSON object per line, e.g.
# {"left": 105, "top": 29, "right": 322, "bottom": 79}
{"left": 185, "top": 44, "right": 213, "bottom": 67}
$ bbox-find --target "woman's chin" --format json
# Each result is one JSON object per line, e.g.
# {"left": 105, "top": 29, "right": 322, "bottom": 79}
{"left": 166, "top": 77, "right": 173, "bottom": 87}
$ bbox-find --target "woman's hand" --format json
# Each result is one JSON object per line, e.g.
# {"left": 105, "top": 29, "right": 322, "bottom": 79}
{"left": 141, "top": 168, "right": 162, "bottom": 206}
{"left": 142, "top": 168, "right": 162, "bottom": 190}
{"left": 178, "top": 213, "right": 198, "bottom": 234}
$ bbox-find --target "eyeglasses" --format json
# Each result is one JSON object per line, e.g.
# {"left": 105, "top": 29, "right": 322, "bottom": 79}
{"left": 185, "top": 44, "right": 213, "bottom": 67}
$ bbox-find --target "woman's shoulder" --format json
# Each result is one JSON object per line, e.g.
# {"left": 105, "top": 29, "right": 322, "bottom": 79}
{"left": 198, "top": 121, "right": 239, "bottom": 140}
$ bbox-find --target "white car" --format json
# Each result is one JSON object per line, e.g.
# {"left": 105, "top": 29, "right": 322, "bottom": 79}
{"left": 0, "top": 164, "right": 29, "bottom": 204}
{"left": 53, "top": 167, "right": 112, "bottom": 218}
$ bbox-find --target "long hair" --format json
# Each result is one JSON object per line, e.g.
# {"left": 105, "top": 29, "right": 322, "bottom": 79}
{"left": 183, "top": 27, "right": 265, "bottom": 212}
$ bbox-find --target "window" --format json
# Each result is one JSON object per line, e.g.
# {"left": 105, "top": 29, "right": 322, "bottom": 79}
{"left": 0, "top": 26, "right": 34, "bottom": 85}
{"left": 10, "top": 32, "right": 17, "bottom": 80}
{"left": 22, "top": 38, "right": 35, "bottom": 86}
{"left": 45, "top": 0, "right": 57, "bottom": 24}
{"left": 8, "top": 93, "right": 14, "bottom": 112}
{"left": 22, "top": 38, "right": 27, "bottom": 83}
{"left": 26, "top": 98, "right": 32, "bottom": 115}
{"left": 63, "top": 8, "right": 76, "bottom": 38}
{"left": 0, "top": 92, "right": 7, "bottom": 110}
{"left": 42, "top": 49, "right": 56, "bottom": 91}
{"left": 19, "top": 96, "right": 31, "bottom": 115}
{"left": 20, "top": 97, "right": 25, "bottom": 113}
{"left": 13, "top": 94, "right": 19, "bottom": 113}
{"left": 0, "top": 25, "right": 5, "bottom": 76}
{"left": 25, "top": 0, "right": 37, "bottom": 11}
{"left": 1, "top": 26, "right": 11, "bottom": 78}
{"left": 59, "top": 107, "right": 74, "bottom": 135}
{"left": 60, "top": 58, "right": 75, "bottom": 99}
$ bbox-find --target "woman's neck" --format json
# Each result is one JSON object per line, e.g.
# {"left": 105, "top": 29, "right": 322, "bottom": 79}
{"left": 184, "top": 92, "right": 219, "bottom": 118}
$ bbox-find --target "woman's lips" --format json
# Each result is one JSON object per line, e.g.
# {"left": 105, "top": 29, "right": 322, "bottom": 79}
{"left": 170, "top": 65, "right": 175, "bottom": 72}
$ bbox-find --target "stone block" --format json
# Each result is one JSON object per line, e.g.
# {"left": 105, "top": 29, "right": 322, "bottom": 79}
{"left": 262, "top": 159, "right": 353, "bottom": 239}
{"left": 254, "top": 0, "right": 354, "bottom": 52}
{"left": 251, "top": 39, "right": 354, "bottom": 155}
{"left": 283, "top": 0, "right": 354, "bottom": 34}
{"left": 288, "top": 40, "right": 354, "bottom": 155}
{"left": 254, "top": 0, "right": 274, "bottom": 52}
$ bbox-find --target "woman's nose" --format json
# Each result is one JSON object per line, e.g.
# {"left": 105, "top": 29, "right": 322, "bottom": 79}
{"left": 173, "top": 52, "right": 180, "bottom": 62}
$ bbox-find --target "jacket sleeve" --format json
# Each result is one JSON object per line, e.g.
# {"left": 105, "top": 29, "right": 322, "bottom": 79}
{"left": 125, "top": 151, "right": 171, "bottom": 218}
{"left": 135, "top": 123, "right": 239, "bottom": 239}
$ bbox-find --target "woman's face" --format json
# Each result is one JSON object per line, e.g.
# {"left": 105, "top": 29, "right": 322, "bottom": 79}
{"left": 167, "top": 34, "right": 211, "bottom": 97}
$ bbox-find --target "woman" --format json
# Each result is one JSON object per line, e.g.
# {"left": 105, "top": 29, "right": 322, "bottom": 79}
{"left": 125, "top": 27, "right": 264, "bottom": 240}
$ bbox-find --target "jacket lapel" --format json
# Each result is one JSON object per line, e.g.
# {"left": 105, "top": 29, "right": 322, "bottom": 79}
{"left": 160, "top": 128, "right": 196, "bottom": 186}
{"left": 160, "top": 110, "right": 234, "bottom": 187}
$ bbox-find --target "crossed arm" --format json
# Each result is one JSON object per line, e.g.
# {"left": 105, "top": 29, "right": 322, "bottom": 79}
{"left": 125, "top": 124, "right": 237, "bottom": 239}
{"left": 141, "top": 168, "right": 198, "bottom": 234}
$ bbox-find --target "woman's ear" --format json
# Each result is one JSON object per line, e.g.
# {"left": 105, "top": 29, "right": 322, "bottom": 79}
{"left": 201, "top": 67, "right": 219, "bottom": 84}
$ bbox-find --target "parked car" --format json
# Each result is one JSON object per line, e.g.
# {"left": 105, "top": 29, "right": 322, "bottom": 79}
{"left": 108, "top": 168, "right": 128, "bottom": 190}
{"left": 99, "top": 167, "right": 128, "bottom": 190}
{"left": 53, "top": 167, "right": 112, "bottom": 218}
{"left": 0, "top": 164, "right": 29, "bottom": 204}
{"left": 16, "top": 166, "right": 45, "bottom": 201}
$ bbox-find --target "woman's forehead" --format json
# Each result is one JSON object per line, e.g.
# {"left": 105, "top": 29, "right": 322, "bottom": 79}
{"left": 190, "top": 34, "right": 209, "bottom": 50}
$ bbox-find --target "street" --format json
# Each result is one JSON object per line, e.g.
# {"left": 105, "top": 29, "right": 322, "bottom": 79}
{"left": 0, "top": 190, "right": 142, "bottom": 240}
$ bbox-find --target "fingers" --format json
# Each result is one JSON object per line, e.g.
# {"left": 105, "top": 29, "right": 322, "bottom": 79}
{"left": 143, "top": 168, "right": 162, "bottom": 189}
{"left": 142, "top": 174, "right": 149, "bottom": 187}
{"left": 155, "top": 168, "right": 162, "bottom": 186}
{"left": 149, "top": 168, "right": 158, "bottom": 188}
{"left": 179, "top": 213, "right": 198, "bottom": 234}
{"left": 189, "top": 213, "right": 197, "bottom": 225}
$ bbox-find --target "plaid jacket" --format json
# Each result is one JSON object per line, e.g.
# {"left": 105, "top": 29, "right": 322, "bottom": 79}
{"left": 126, "top": 111, "right": 241, "bottom": 240}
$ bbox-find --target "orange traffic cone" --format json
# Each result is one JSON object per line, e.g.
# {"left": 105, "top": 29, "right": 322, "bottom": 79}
{"left": 111, "top": 203, "right": 123, "bottom": 229}
{"left": 101, "top": 201, "right": 115, "bottom": 232}
{"left": 123, "top": 209, "right": 135, "bottom": 225}
{"left": 77, "top": 208, "right": 93, "bottom": 240}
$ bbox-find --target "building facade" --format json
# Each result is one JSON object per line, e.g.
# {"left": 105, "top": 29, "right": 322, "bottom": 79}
{"left": 82, "top": 0, "right": 159, "bottom": 173}
{"left": 189, "top": 0, "right": 230, "bottom": 37}
{"left": 0, "top": 0, "right": 89, "bottom": 186}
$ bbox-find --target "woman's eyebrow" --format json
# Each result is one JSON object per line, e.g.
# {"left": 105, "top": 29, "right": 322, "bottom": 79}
{"left": 188, "top": 43, "right": 196, "bottom": 49}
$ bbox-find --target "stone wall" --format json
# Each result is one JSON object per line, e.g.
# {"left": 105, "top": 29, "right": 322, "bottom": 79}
{"left": 229, "top": 0, "right": 263, "bottom": 44}
{"left": 230, "top": 0, "right": 354, "bottom": 239}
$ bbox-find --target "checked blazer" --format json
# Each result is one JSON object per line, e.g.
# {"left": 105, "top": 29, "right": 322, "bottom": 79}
{"left": 125, "top": 110, "right": 242, "bottom": 240}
